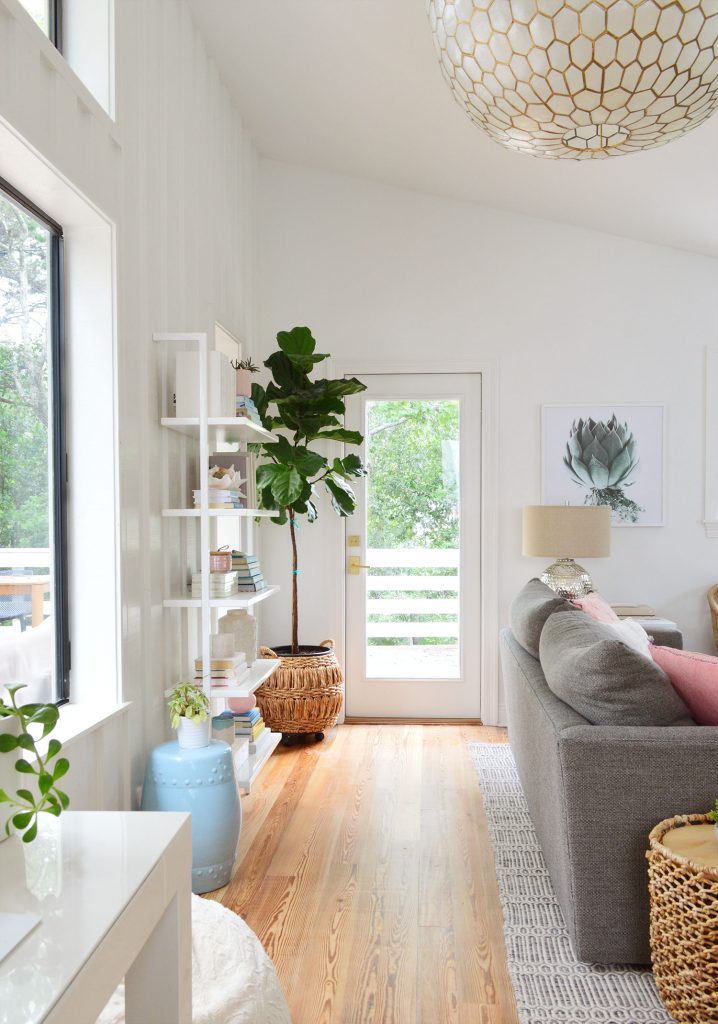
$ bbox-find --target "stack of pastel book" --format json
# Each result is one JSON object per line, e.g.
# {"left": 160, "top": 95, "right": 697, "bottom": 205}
{"left": 234, "top": 706, "right": 266, "bottom": 748}
{"left": 191, "top": 571, "right": 238, "bottom": 598}
{"left": 232, "top": 551, "right": 266, "bottom": 593}
{"left": 192, "top": 487, "right": 245, "bottom": 510}
{"left": 193, "top": 653, "right": 249, "bottom": 688}
{"left": 211, "top": 714, "right": 250, "bottom": 776}
{"left": 235, "top": 395, "right": 263, "bottom": 426}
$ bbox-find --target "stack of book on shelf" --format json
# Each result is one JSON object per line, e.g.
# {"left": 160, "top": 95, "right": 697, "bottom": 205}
{"left": 233, "top": 706, "right": 265, "bottom": 744}
{"left": 235, "top": 395, "right": 263, "bottom": 426}
{"left": 191, "top": 571, "right": 238, "bottom": 598}
{"left": 232, "top": 551, "right": 266, "bottom": 593}
{"left": 211, "top": 714, "right": 250, "bottom": 776}
{"left": 194, "top": 653, "right": 250, "bottom": 688}
{"left": 193, "top": 487, "right": 245, "bottom": 510}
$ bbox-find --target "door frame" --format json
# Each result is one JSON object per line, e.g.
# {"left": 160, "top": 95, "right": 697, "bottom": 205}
{"left": 334, "top": 357, "right": 500, "bottom": 726}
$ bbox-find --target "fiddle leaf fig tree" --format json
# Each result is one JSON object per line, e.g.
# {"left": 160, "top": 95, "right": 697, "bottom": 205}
{"left": 252, "top": 327, "right": 367, "bottom": 654}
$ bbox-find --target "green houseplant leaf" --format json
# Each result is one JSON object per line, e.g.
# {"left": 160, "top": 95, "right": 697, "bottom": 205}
{"left": 0, "top": 684, "right": 70, "bottom": 842}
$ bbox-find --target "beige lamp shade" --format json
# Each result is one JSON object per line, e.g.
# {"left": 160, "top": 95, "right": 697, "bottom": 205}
{"left": 522, "top": 505, "right": 611, "bottom": 559}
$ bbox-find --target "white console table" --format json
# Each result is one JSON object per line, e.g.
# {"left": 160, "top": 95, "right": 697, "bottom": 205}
{"left": 0, "top": 811, "right": 192, "bottom": 1023}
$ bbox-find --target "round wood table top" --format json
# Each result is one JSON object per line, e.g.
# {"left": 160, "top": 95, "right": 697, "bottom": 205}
{"left": 662, "top": 823, "right": 718, "bottom": 871}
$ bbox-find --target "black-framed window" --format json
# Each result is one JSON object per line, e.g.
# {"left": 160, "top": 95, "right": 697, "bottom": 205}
{"left": 17, "top": 0, "right": 62, "bottom": 51}
{"left": 0, "top": 177, "right": 69, "bottom": 704}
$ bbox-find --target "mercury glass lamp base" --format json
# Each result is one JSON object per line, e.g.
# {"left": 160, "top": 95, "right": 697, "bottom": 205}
{"left": 540, "top": 558, "right": 592, "bottom": 600}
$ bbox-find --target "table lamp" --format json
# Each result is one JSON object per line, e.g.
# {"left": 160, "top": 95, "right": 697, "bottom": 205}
{"left": 522, "top": 505, "right": 611, "bottom": 599}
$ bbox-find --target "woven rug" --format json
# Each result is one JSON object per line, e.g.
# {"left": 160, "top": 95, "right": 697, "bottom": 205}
{"left": 469, "top": 742, "right": 673, "bottom": 1024}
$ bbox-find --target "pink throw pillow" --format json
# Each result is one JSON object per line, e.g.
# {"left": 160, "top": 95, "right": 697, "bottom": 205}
{"left": 572, "top": 592, "right": 620, "bottom": 624}
{"left": 650, "top": 645, "right": 718, "bottom": 725}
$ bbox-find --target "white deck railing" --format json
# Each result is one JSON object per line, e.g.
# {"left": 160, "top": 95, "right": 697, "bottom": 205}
{"left": 366, "top": 548, "right": 459, "bottom": 641}
{"left": 0, "top": 548, "right": 51, "bottom": 569}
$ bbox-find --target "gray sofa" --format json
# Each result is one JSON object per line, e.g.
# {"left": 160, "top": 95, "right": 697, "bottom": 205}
{"left": 500, "top": 624, "right": 718, "bottom": 965}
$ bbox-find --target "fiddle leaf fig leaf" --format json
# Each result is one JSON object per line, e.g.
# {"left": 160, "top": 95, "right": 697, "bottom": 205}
{"left": 325, "top": 474, "right": 357, "bottom": 517}
{"left": 313, "top": 428, "right": 364, "bottom": 445}
{"left": 277, "top": 326, "right": 329, "bottom": 370}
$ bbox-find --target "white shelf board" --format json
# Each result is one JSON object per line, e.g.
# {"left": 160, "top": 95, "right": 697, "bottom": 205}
{"left": 160, "top": 416, "right": 274, "bottom": 443}
{"left": 237, "top": 730, "right": 282, "bottom": 792}
{"left": 162, "top": 508, "right": 275, "bottom": 518}
{"left": 208, "top": 658, "right": 281, "bottom": 698}
{"left": 163, "top": 585, "right": 279, "bottom": 610}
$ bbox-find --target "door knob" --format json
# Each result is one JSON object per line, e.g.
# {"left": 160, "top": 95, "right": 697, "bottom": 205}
{"left": 348, "top": 556, "right": 372, "bottom": 575}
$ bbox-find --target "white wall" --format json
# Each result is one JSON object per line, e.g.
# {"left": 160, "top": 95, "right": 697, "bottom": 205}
{"left": 257, "top": 160, "right": 718, "bottom": 723}
{"left": 0, "top": 0, "right": 258, "bottom": 802}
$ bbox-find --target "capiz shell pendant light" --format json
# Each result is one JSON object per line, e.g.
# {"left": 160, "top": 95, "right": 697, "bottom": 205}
{"left": 427, "top": 0, "right": 718, "bottom": 158}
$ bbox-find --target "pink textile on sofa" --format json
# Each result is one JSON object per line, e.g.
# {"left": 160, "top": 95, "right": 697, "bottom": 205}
{"left": 571, "top": 592, "right": 620, "bottom": 624}
{"left": 650, "top": 645, "right": 718, "bottom": 725}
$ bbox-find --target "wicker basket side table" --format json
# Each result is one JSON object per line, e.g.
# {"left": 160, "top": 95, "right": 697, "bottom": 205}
{"left": 647, "top": 814, "right": 718, "bottom": 1024}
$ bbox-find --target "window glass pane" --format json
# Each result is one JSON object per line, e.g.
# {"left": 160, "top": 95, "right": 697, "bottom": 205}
{"left": 0, "top": 192, "right": 57, "bottom": 703}
{"left": 17, "top": 0, "right": 49, "bottom": 34}
{"left": 365, "top": 398, "right": 460, "bottom": 679}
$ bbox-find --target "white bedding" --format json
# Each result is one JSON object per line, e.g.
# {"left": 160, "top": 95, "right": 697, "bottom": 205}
{"left": 98, "top": 894, "right": 291, "bottom": 1024}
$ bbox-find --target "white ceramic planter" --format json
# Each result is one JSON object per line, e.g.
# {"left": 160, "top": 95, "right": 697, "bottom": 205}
{"left": 0, "top": 717, "right": 20, "bottom": 842}
{"left": 176, "top": 716, "right": 210, "bottom": 749}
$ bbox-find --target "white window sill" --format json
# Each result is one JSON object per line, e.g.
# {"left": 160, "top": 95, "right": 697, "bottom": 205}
{"left": 52, "top": 701, "right": 130, "bottom": 749}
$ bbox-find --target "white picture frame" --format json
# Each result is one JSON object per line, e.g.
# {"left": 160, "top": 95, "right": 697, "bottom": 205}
{"left": 541, "top": 404, "right": 666, "bottom": 527}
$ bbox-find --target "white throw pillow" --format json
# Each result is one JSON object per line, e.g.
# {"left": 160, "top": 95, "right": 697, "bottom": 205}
{"left": 605, "top": 618, "right": 652, "bottom": 659}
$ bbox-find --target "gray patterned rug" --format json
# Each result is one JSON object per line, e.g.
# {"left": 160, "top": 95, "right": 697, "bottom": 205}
{"left": 469, "top": 743, "right": 673, "bottom": 1024}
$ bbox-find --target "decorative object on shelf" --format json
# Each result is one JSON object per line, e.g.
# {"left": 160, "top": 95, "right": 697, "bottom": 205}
{"left": 209, "top": 450, "right": 256, "bottom": 508}
{"left": 194, "top": 465, "right": 247, "bottom": 510}
{"left": 258, "top": 640, "right": 344, "bottom": 743}
{"left": 0, "top": 684, "right": 69, "bottom": 844}
{"left": 219, "top": 608, "right": 259, "bottom": 663}
{"left": 647, "top": 814, "right": 718, "bottom": 1023}
{"left": 210, "top": 546, "right": 232, "bottom": 573}
{"left": 191, "top": 571, "right": 238, "bottom": 598}
{"left": 166, "top": 682, "right": 211, "bottom": 749}
{"left": 231, "top": 551, "right": 266, "bottom": 593}
{"left": 522, "top": 504, "right": 611, "bottom": 598}
{"left": 175, "top": 350, "right": 234, "bottom": 417}
{"left": 231, "top": 356, "right": 259, "bottom": 399}
{"left": 543, "top": 404, "right": 665, "bottom": 525}
{"left": 428, "top": 1, "right": 718, "bottom": 161}
{"left": 141, "top": 740, "right": 241, "bottom": 893}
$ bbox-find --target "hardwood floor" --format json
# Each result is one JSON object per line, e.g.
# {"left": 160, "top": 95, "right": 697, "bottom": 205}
{"left": 209, "top": 724, "right": 519, "bottom": 1024}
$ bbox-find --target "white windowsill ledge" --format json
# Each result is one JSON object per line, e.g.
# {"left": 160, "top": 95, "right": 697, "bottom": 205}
{"left": 51, "top": 701, "right": 130, "bottom": 751}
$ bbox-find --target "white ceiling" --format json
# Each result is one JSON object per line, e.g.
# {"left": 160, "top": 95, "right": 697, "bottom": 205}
{"left": 187, "top": 0, "right": 718, "bottom": 259}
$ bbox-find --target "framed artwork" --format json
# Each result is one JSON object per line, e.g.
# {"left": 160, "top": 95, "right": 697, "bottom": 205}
{"left": 542, "top": 404, "right": 665, "bottom": 527}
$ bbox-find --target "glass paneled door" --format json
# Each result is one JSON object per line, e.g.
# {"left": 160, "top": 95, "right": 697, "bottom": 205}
{"left": 344, "top": 373, "right": 481, "bottom": 719}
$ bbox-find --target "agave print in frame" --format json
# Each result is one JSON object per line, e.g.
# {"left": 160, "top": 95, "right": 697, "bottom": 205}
{"left": 542, "top": 405, "right": 665, "bottom": 527}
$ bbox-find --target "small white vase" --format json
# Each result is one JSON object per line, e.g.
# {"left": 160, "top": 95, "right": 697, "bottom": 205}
{"left": 0, "top": 718, "right": 20, "bottom": 842}
{"left": 176, "top": 716, "right": 210, "bottom": 749}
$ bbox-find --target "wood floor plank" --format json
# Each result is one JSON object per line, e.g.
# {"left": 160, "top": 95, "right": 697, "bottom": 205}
{"left": 215, "top": 723, "right": 518, "bottom": 1024}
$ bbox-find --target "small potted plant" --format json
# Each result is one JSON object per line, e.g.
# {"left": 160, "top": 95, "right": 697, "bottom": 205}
{"left": 231, "top": 357, "right": 259, "bottom": 399}
{"left": 708, "top": 798, "right": 718, "bottom": 839}
{"left": 0, "top": 684, "right": 70, "bottom": 843}
{"left": 166, "top": 683, "right": 211, "bottom": 749}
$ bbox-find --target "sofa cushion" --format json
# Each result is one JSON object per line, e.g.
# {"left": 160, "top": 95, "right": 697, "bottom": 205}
{"left": 540, "top": 610, "right": 694, "bottom": 727}
{"left": 650, "top": 645, "right": 718, "bottom": 725}
{"left": 572, "top": 591, "right": 620, "bottom": 624}
{"left": 509, "top": 578, "right": 577, "bottom": 658}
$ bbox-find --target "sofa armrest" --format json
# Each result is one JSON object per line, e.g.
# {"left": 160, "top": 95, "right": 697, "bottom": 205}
{"left": 555, "top": 724, "right": 718, "bottom": 962}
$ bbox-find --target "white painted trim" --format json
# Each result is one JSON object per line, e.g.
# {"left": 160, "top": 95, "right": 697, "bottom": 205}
{"left": 705, "top": 348, "right": 718, "bottom": 537}
{"left": 335, "top": 358, "right": 501, "bottom": 726}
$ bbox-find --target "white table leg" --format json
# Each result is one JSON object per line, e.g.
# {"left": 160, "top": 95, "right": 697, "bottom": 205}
{"left": 125, "top": 892, "right": 191, "bottom": 1024}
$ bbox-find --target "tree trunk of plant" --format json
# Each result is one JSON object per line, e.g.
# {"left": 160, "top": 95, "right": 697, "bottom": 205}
{"left": 289, "top": 507, "right": 298, "bottom": 654}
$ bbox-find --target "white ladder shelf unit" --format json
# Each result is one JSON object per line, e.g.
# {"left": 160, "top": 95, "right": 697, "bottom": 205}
{"left": 154, "top": 332, "right": 281, "bottom": 790}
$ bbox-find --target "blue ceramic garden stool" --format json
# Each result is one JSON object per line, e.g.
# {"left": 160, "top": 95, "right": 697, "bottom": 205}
{"left": 141, "top": 740, "right": 242, "bottom": 894}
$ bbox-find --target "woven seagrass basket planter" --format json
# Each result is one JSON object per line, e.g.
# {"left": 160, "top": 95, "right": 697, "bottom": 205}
{"left": 647, "top": 814, "right": 718, "bottom": 1024}
{"left": 257, "top": 639, "right": 344, "bottom": 738}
